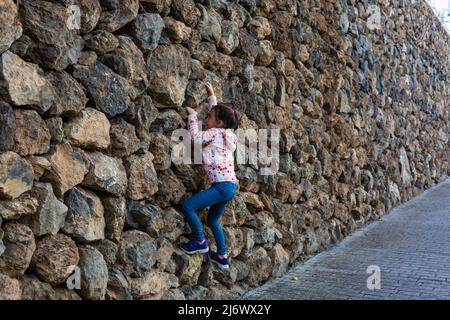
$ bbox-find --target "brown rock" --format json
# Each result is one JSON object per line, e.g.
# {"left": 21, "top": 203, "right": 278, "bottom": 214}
{"left": 13, "top": 109, "right": 51, "bottom": 156}
{"left": 129, "top": 270, "right": 170, "bottom": 298}
{"left": 163, "top": 17, "right": 192, "bottom": 43}
{"left": 0, "top": 273, "right": 21, "bottom": 300}
{"left": 64, "top": 107, "right": 111, "bottom": 150}
{"left": 0, "top": 0, "right": 22, "bottom": 54}
{"left": 41, "top": 141, "right": 90, "bottom": 197}
{"left": 109, "top": 118, "right": 140, "bottom": 158}
{"left": 31, "top": 234, "right": 80, "bottom": 286}
{"left": 101, "top": 196, "right": 126, "bottom": 243}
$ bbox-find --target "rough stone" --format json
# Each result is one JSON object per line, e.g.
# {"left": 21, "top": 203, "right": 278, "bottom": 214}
{"left": 117, "top": 230, "right": 157, "bottom": 277}
{"left": 146, "top": 44, "right": 191, "bottom": 107}
{"left": 0, "top": 151, "right": 34, "bottom": 200}
{"left": 0, "top": 51, "right": 54, "bottom": 113}
{"left": 41, "top": 142, "right": 90, "bottom": 197}
{"left": 124, "top": 151, "right": 159, "bottom": 200}
{"left": 83, "top": 62, "right": 130, "bottom": 118}
{"left": 19, "top": 182, "right": 68, "bottom": 236}
{"left": 78, "top": 245, "right": 109, "bottom": 300}
{"left": 12, "top": 109, "right": 51, "bottom": 156}
{"left": 63, "top": 186, "right": 105, "bottom": 242}
{"left": 0, "top": 223, "right": 35, "bottom": 276}
{"left": 82, "top": 151, "right": 127, "bottom": 196}
{"left": 31, "top": 234, "right": 79, "bottom": 286}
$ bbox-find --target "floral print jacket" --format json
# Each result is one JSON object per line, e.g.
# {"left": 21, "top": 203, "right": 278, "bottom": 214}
{"left": 187, "top": 95, "right": 238, "bottom": 183}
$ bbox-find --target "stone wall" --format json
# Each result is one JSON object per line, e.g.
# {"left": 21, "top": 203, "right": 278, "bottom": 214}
{"left": 0, "top": 0, "right": 449, "bottom": 300}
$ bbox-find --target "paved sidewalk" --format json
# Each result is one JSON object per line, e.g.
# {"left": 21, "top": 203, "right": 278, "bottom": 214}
{"left": 243, "top": 178, "right": 450, "bottom": 300}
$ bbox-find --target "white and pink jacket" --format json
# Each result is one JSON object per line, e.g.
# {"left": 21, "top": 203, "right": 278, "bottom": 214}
{"left": 187, "top": 95, "right": 238, "bottom": 184}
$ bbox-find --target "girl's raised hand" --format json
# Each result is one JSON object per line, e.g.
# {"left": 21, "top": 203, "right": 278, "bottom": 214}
{"left": 205, "top": 82, "right": 214, "bottom": 95}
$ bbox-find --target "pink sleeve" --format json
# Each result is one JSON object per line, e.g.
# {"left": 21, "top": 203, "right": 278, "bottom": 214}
{"left": 187, "top": 113, "right": 216, "bottom": 145}
{"left": 208, "top": 95, "right": 217, "bottom": 110}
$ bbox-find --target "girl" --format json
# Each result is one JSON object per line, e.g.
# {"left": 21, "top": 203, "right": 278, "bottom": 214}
{"left": 180, "top": 82, "right": 239, "bottom": 269}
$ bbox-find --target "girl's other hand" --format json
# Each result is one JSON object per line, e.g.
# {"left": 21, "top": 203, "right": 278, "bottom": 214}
{"left": 186, "top": 106, "right": 195, "bottom": 115}
{"left": 205, "top": 82, "right": 214, "bottom": 95}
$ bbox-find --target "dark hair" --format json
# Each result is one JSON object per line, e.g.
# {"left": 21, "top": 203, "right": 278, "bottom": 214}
{"left": 213, "top": 104, "right": 239, "bottom": 130}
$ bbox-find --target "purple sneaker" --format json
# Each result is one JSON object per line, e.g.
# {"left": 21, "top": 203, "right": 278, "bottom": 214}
{"left": 208, "top": 250, "right": 230, "bottom": 269}
{"left": 180, "top": 239, "right": 209, "bottom": 255}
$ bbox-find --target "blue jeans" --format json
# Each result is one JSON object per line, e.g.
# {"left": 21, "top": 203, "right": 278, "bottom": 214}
{"left": 181, "top": 181, "right": 237, "bottom": 255}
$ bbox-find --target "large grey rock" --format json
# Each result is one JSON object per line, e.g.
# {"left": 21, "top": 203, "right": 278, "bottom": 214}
{"left": 0, "top": 0, "right": 22, "bottom": 54}
{"left": 63, "top": 187, "right": 105, "bottom": 242}
{"left": 149, "top": 109, "right": 184, "bottom": 134}
{"left": 31, "top": 234, "right": 79, "bottom": 286}
{"left": 0, "top": 151, "right": 34, "bottom": 200}
{"left": 83, "top": 62, "right": 130, "bottom": 118}
{"left": 19, "top": 183, "right": 68, "bottom": 236}
{"left": 45, "top": 117, "right": 64, "bottom": 143}
{"left": 0, "top": 51, "right": 54, "bottom": 113}
{"left": 146, "top": 44, "right": 191, "bottom": 107}
{"left": 78, "top": 246, "right": 109, "bottom": 300}
{"left": 154, "top": 170, "right": 186, "bottom": 208}
{"left": 117, "top": 230, "right": 157, "bottom": 277}
{"left": 19, "top": 0, "right": 83, "bottom": 70}
{"left": 108, "top": 118, "right": 140, "bottom": 158}
{"left": 147, "top": 133, "right": 171, "bottom": 171}
{"left": 247, "top": 246, "right": 272, "bottom": 284}
{"left": 82, "top": 151, "right": 128, "bottom": 196}
{"left": 129, "top": 13, "right": 165, "bottom": 51}
{"left": 0, "top": 223, "right": 36, "bottom": 276}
